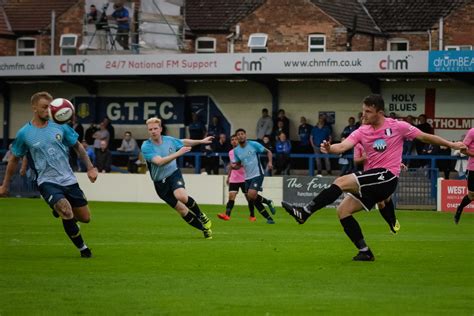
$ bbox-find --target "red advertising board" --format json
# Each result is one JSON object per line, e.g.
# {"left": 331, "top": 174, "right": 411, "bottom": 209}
{"left": 438, "top": 179, "right": 474, "bottom": 212}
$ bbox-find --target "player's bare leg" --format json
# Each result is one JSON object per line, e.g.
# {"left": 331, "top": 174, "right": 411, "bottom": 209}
{"left": 455, "top": 190, "right": 474, "bottom": 224}
{"left": 175, "top": 188, "right": 211, "bottom": 230}
{"left": 337, "top": 196, "right": 374, "bottom": 261}
{"left": 248, "top": 189, "right": 274, "bottom": 224}
{"left": 174, "top": 196, "right": 212, "bottom": 239}
{"left": 54, "top": 199, "right": 91, "bottom": 258}
{"left": 218, "top": 191, "right": 237, "bottom": 220}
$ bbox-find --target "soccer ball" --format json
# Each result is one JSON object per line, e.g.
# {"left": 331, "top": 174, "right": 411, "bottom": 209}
{"left": 49, "top": 98, "right": 75, "bottom": 124}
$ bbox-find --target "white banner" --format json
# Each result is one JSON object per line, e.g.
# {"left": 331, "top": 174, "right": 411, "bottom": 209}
{"left": 0, "top": 51, "right": 428, "bottom": 77}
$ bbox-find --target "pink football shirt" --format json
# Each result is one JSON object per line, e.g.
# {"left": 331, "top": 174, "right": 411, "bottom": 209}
{"left": 347, "top": 118, "right": 421, "bottom": 176}
{"left": 353, "top": 143, "right": 367, "bottom": 169}
{"left": 463, "top": 128, "right": 474, "bottom": 171}
{"left": 228, "top": 149, "right": 246, "bottom": 183}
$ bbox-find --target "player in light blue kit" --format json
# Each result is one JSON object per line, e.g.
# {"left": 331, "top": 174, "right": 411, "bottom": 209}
{"left": 232, "top": 128, "right": 276, "bottom": 224}
{"left": 0, "top": 91, "right": 98, "bottom": 258}
{"left": 141, "top": 117, "right": 214, "bottom": 239}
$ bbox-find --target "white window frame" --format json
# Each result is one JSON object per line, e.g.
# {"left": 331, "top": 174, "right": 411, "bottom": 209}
{"left": 195, "top": 37, "right": 216, "bottom": 53}
{"left": 16, "top": 37, "right": 36, "bottom": 56}
{"left": 308, "top": 34, "right": 326, "bottom": 52}
{"left": 445, "top": 45, "right": 472, "bottom": 51}
{"left": 59, "top": 34, "right": 78, "bottom": 55}
{"left": 387, "top": 38, "right": 409, "bottom": 51}
{"left": 248, "top": 33, "right": 268, "bottom": 53}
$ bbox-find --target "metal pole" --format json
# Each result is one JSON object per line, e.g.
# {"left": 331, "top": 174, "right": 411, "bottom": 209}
{"left": 51, "top": 10, "right": 56, "bottom": 55}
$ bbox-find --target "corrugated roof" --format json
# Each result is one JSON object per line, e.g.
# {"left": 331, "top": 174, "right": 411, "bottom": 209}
{"left": 185, "top": 0, "right": 265, "bottom": 32}
{"left": 3, "top": 0, "right": 77, "bottom": 32}
{"left": 364, "top": 0, "right": 471, "bottom": 32}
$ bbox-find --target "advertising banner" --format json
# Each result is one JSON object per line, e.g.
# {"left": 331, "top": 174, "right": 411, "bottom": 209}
{"left": 0, "top": 51, "right": 429, "bottom": 77}
{"left": 282, "top": 176, "right": 343, "bottom": 208}
{"left": 429, "top": 51, "right": 474, "bottom": 72}
{"left": 437, "top": 178, "right": 474, "bottom": 212}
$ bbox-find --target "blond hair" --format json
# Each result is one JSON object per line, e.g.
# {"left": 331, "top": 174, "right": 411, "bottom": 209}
{"left": 31, "top": 91, "right": 53, "bottom": 105}
{"left": 146, "top": 117, "right": 162, "bottom": 126}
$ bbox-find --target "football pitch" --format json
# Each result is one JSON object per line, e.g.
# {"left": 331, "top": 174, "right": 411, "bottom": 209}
{"left": 0, "top": 198, "right": 473, "bottom": 315}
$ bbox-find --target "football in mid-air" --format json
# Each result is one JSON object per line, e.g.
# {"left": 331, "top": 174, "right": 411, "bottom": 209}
{"left": 49, "top": 98, "right": 75, "bottom": 124}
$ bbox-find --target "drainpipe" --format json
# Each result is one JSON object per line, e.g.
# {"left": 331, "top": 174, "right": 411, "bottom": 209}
{"left": 51, "top": 10, "right": 56, "bottom": 55}
{"left": 438, "top": 17, "right": 443, "bottom": 50}
{"left": 427, "top": 29, "right": 431, "bottom": 51}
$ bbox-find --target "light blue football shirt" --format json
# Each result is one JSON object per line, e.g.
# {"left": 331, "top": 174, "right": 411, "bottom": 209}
{"left": 232, "top": 140, "right": 265, "bottom": 179}
{"left": 141, "top": 136, "right": 184, "bottom": 182}
{"left": 12, "top": 121, "right": 78, "bottom": 186}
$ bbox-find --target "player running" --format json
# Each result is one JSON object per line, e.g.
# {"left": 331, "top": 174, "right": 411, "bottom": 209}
{"left": 282, "top": 94, "right": 465, "bottom": 261}
{"left": 0, "top": 91, "right": 98, "bottom": 258}
{"left": 217, "top": 134, "right": 276, "bottom": 221}
{"left": 230, "top": 129, "right": 276, "bottom": 224}
{"left": 454, "top": 128, "right": 474, "bottom": 224}
{"left": 141, "top": 117, "right": 213, "bottom": 239}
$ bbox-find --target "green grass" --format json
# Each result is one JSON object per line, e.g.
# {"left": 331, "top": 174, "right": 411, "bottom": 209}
{"left": 0, "top": 198, "right": 473, "bottom": 315}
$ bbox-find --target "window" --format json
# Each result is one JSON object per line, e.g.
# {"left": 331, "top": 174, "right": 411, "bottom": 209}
{"left": 60, "top": 34, "right": 78, "bottom": 55}
{"left": 17, "top": 37, "right": 36, "bottom": 56}
{"left": 308, "top": 35, "right": 326, "bottom": 52}
{"left": 445, "top": 45, "right": 472, "bottom": 51}
{"left": 248, "top": 33, "right": 268, "bottom": 53}
{"left": 388, "top": 39, "right": 409, "bottom": 51}
{"left": 195, "top": 37, "right": 216, "bottom": 53}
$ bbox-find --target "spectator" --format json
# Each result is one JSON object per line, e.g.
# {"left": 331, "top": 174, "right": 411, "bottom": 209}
{"left": 261, "top": 135, "right": 274, "bottom": 176}
{"left": 102, "top": 117, "right": 115, "bottom": 149}
{"left": 203, "top": 133, "right": 231, "bottom": 175}
{"left": 338, "top": 137, "right": 353, "bottom": 175}
{"left": 207, "top": 116, "right": 224, "bottom": 141}
{"left": 354, "top": 112, "right": 363, "bottom": 129}
{"left": 117, "top": 131, "right": 139, "bottom": 173}
{"left": 273, "top": 120, "right": 285, "bottom": 141}
{"left": 298, "top": 116, "right": 313, "bottom": 153}
{"left": 256, "top": 108, "right": 273, "bottom": 141}
{"left": 85, "top": 123, "right": 98, "bottom": 145}
{"left": 274, "top": 109, "right": 290, "bottom": 139}
{"left": 435, "top": 145, "right": 453, "bottom": 179}
{"left": 341, "top": 116, "right": 357, "bottom": 138}
{"left": 87, "top": 4, "right": 100, "bottom": 23}
{"left": 68, "top": 116, "right": 84, "bottom": 171}
{"left": 403, "top": 115, "right": 416, "bottom": 165}
{"left": 414, "top": 114, "right": 434, "bottom": 167}
{"left": 275, "top": 132, "right": 291, "bottom": 175}
{"left": 111, "top": 3, "right": 130, "bottom": 50}
{"left": 95, "top": 140, "right": 112, "bottom": 173}
{"left": 93, "top": 122, "right": 110, "bottom": 152}
{"left": 389, "top": 112, "right": 397, "bottom": 119}
{"left": 310, "top": 114, "right": 332, "bottom": 175}
{"left": 78, "top": 140, "right": 96, "bottom": 172}
{"left": 452, "top": 134, "right": 468, "bottom": 179}
{"left": 1, "top": 144, "right": 13, "bottom": 163}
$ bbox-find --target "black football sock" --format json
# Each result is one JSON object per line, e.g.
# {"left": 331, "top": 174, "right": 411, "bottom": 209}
{"left": 255, "top": 201, "right": 271, "bottom": 220}
{"left": 185, "top": 196, "right": 202, "bottom": 217}
{"left": 306, "top": 184, "right": 343, "bottom": 213}
{"left": 458, "top": 195, "right": 473, "bottom": 210}
{"left": 257, "top": 195, "right": 270, "bottom": 205}
{"left": 379, "top": 199, "right": 396, "bottom": 227}
{"left": 248, "top": 200, "right": 255, "bottom": 217}
{"left": 62, "top": 219, "right": 86, "bottom": 249}
{"left": 340, "top": 216, "right": 368, "bottom": 250}
{"left": 182, "top": 211, "right": 204, "bottom": 231}
{"left": 225, "top": 200, "right": 235, "bottom": 216}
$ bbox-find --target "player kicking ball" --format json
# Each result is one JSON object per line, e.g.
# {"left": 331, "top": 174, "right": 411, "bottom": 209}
{"left": 218, "top": 134, "right": 276, "bottom": 221}
{"left": 141, "top": 117, "right": 213, "bottom": 239}
{"left": 0, "top": 91, "right": 98, "bottom": 258}
{"left": 282, "top": 94, "right": 465, "bottom": 261}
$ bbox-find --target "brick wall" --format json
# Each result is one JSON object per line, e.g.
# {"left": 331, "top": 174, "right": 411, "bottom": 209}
{"left": 443, "top": 2, "right": 474, "bottom": 47}
{"left": 0, "top": 38, "right": 16, "bottom": 56}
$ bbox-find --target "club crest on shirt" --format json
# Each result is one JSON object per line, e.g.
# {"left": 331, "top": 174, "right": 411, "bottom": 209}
{"left": 385, "top": 128, "right": 392, "bottom": 136}
{"left": 55, "top": 134, "right": 62, "bottom": 141}
{"left": 373, "top": 139, "right": 387, "bottom": 152}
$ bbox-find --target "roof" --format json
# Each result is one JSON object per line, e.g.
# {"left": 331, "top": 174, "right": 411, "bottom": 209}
{"left": 185, "top": 0, "right": 265, "bottom": 32}
{"left": 364, "top": 0, "right": 471, "bottom": 32}
{"left": 3, "top": 0, "right": 77, "bottom": 32}
{"left": 0, "top": 6, "right": 13, "bottom": 35}
{"left": 310, "top": 0, "right": 382, "bottom": 34}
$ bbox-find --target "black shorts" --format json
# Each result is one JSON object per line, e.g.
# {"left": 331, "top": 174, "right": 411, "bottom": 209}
{"left": 153, "top": 169, "right": 185, "bottom": 208}
{"left": 467, "top": 170, "right": 474, "bottom": 192}
{"left": 348, "top": 168, "right": 398, "bottom": 211}
{"left": 38, "top": 182, "right": 88, "bottom": 210}
{"left": 229, "top": 182, "right": 247, "bottom": 193}
{"left": 245, "top": 175, "right": 264, "bottom": 192}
